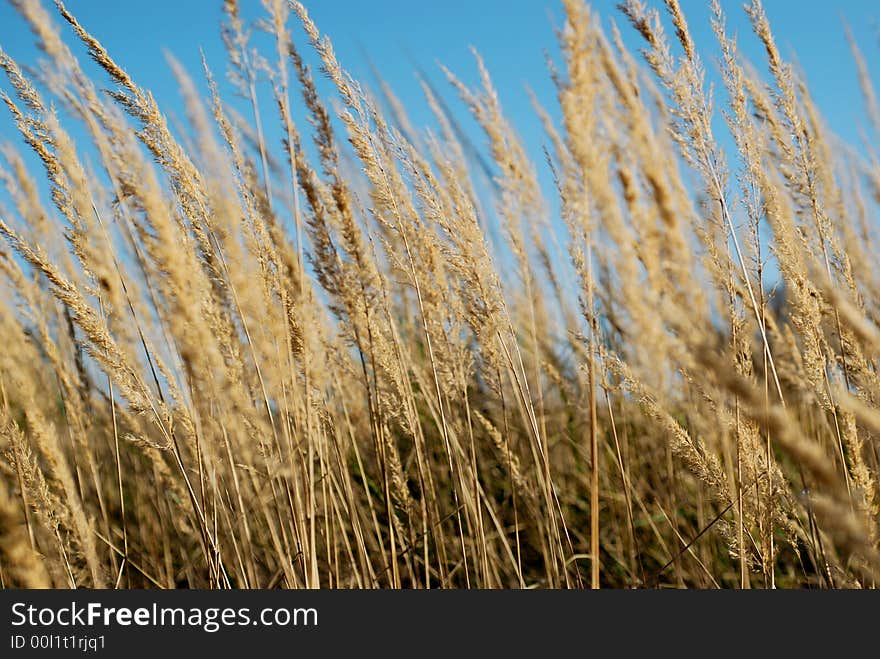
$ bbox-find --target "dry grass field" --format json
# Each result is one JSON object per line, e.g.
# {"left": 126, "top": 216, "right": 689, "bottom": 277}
{"left": 1, "top": 0, "right": 879, "bottom": 589}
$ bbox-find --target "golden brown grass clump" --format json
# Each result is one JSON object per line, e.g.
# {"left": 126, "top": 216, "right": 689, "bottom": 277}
{"left": 1, "top": 0, "right": 879, "bottom": 588}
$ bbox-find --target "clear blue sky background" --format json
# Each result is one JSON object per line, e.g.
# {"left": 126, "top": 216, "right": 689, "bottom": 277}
{"left": 0, "top": 0, "right": 878, "bottom": 225}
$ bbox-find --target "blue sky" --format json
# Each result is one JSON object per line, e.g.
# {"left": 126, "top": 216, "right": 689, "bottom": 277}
{"left": 0, "top": 0, "right": 878, "bottom": 226}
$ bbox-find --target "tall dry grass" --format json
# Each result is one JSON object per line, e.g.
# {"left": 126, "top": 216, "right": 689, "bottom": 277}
{"left": 1, "top": 0, "right": 879, "bottom": 588}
